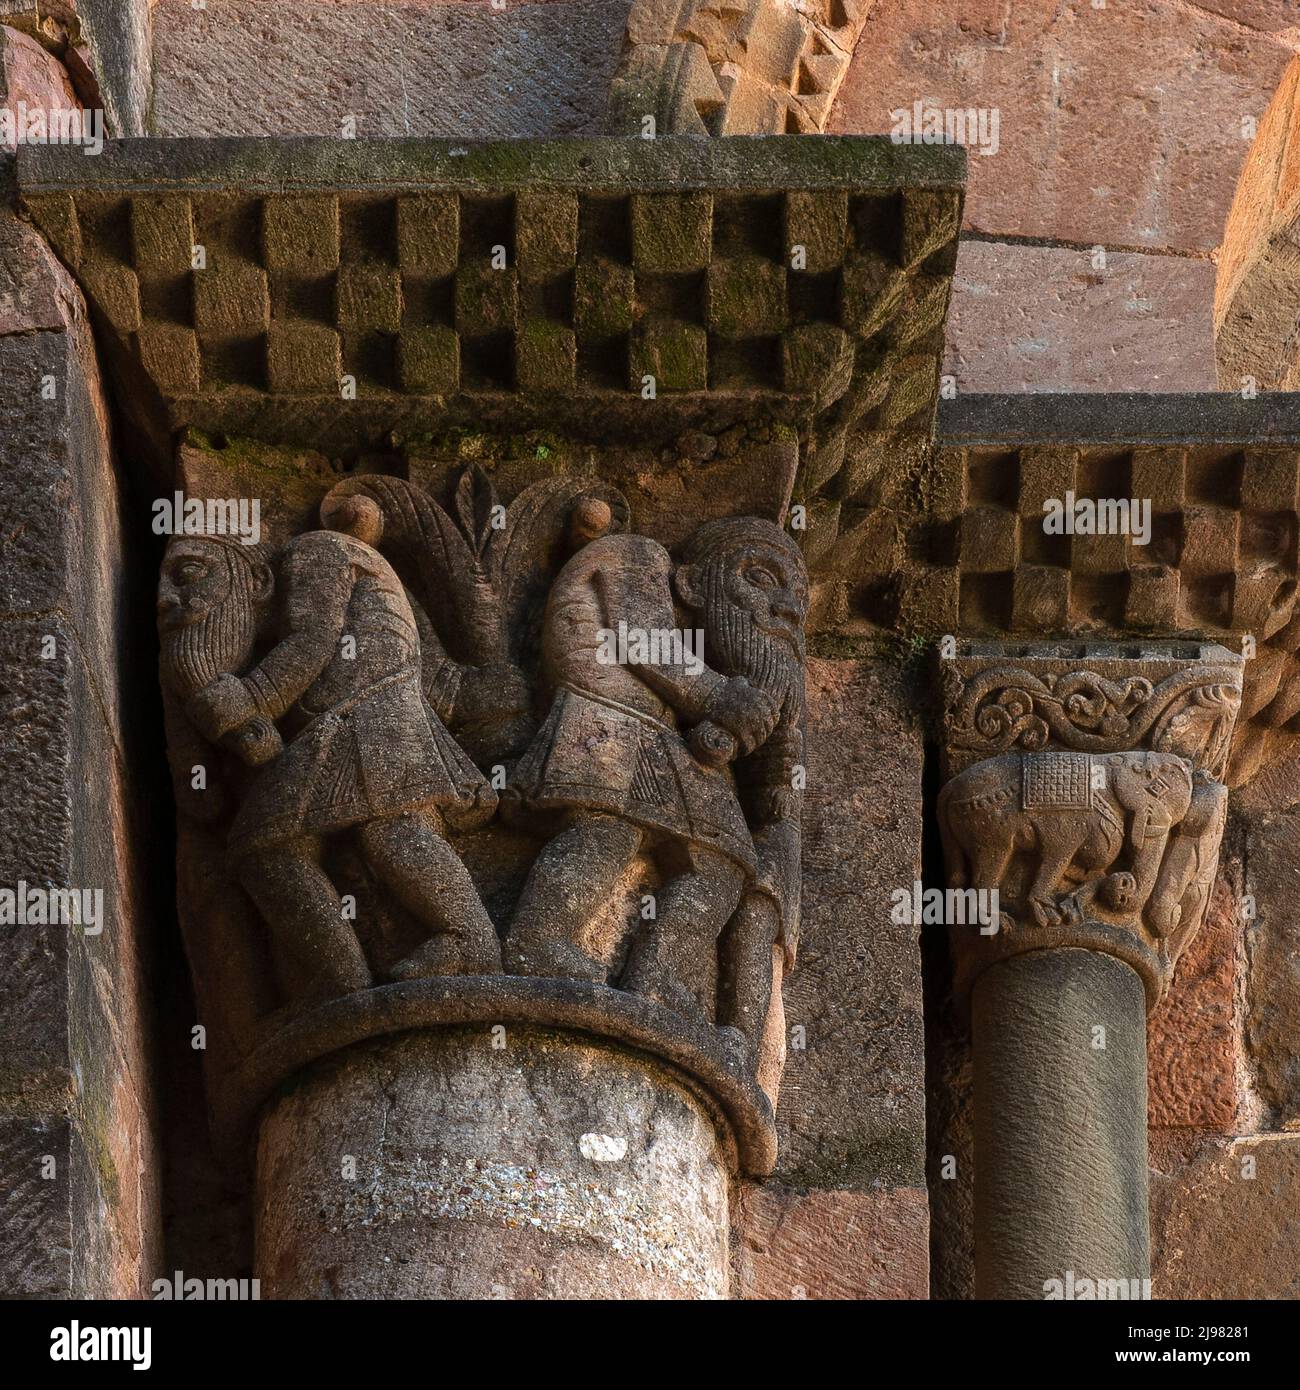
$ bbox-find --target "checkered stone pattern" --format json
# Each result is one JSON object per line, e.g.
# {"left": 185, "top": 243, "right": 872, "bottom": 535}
{"left": 23, "top": 185, "right": 959, "bottom": 410}
{"left": 896, "top": 443, "right": 1300, "bottom": 641}
{"left": 1022, "top": 753, "right": 1093, "bottom": 810}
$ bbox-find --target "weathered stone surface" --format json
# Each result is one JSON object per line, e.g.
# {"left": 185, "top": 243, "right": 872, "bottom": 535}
{"left": 0, "top": 208, "right": 160, "bottom": 1296}
{"left": 1147, "top": 865, "right": 1244, "bottom": 1131}
{"left": 732, "top": 1180, "right": 929, "bottom": 1299}
{"left": 945, "top": 241, "right": 1218, "bottom": 393}
{"left": 1212, "top": 52, "right": 1300, "bottom": 391}
{"left": 831, "top": 0, "right": 1293, "bottom": 254}
{"left": 1189, "top": 2, "right": 1300, "bottom": 33}
{"left": 1243, "top": 813, "right": 1300, "bottom": 1124}
{"left": 0, "top": 22, "right": 79, "bottom": 154}
{"left": 776, "top": 658, "right": 926, "bottom": 1190}
{"left": 256, "top": 1029, "right": 731, "bottom": 1299}
{"left": 77, "top": 0, "right": 151, "bottom": 136}
{"left": 0, "top": 1114, "right": 71, "bottom": 1297}
{"left": 150, "top": 0, "right": 633, "bottom": 138}
{"left": 1150, "top": 1132, "right": 1300, "bottom": 1298}
{"left": 0, "top": 202, "right": 74, "bottom": 335}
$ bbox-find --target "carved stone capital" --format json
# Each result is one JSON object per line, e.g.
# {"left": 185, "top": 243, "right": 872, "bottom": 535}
{"left": 937, "top": 642, "right": 1243, "bottom": 1011}
{"left": 157, "top": 450, "right": 809, "bottom": 1177}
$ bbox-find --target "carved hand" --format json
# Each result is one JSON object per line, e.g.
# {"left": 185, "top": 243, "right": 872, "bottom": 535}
{"left": 221, "top": 716, "right": 284, "bottom": 768}
{"left": 706, "top": 676, "right": 780, "bottom": 756}
{"left": 186, "top": 673, "right": 257, "bottom": 744}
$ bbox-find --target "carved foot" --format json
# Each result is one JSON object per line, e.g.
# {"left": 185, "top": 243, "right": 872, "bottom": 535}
{"left": 389, "top": 930, "right": 502, "bottom": 980}
{"left": 503, "top": 937, "right": 607, "bottom": 982}
{"left": 1029, "top": 893, "right": 1082, "bottom": 928}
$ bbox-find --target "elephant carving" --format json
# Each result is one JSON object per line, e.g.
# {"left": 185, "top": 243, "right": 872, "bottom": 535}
{"left": 938, "top": 750, "right": 1194, "bottom": 934}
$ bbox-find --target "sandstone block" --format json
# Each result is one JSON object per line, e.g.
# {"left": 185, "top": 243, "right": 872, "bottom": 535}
{"left": 1151, "top": 1133, "right": 1300, "bottom": 1298}
{"left": 777, "top": 659, "right": 927, "bottom": 1191}
{"left": 150, "top": 1, "right": 632, "bottom": 138}
{"left": 945, "top": 241, "right": 1218, "bottom": 392}
{"left": 733, "top": 1181, "right": 929, "bottom": 1300}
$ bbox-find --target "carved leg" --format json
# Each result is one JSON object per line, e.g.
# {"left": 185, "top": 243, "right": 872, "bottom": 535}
{"left": 366, "top": 813, "right": 502, "bottom": 978}
{"left": 717, "top": 890, "right": 780, "bottom": 1055}
{"left": 505, "top": 812, "right": 644, "bottom": 979}
{"left": 238, "top": 838, "right": 373, "bottom": 1000}
{"left": 1026, "top": 840, "right": 1078, "bottom": 927}
{"left": 621, "top": 846, "right": 747, "bottom": 1024}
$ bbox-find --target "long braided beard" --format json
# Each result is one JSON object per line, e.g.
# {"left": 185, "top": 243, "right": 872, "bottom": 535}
{"left": 701, "top": 562, "right": 804, "bottom": 715}
{"left": 161, "top": 554, "right": 259, "bottom": 700}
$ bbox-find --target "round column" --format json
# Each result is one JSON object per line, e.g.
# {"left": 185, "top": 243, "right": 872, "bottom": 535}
{"left": 971, "top": 948, "right": 1149, "bottom": 1300}
{"left": 254, "top": 1026, "right": 732, "bottom": 1299}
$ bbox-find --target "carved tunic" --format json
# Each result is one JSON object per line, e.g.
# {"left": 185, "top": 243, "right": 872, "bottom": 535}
{"left": 229, "top": 530, "right": 492, "bottom": 854}
{"left": 507, "top": 533, "right": 757, "bottom": 873}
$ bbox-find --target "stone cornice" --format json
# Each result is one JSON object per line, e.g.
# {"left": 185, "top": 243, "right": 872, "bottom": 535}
{"left": 16, "top": 135, "right": 963, "bottom": 457}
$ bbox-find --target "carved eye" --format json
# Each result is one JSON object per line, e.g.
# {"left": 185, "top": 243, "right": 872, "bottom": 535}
{"left": 174, "top": 560, "right": 207, "bottom": 584}
{"left": 746, "top": 565, "right": 778, "bottom": 589}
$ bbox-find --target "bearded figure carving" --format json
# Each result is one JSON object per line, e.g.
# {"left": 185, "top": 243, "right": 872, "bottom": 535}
{"left": 159, "top": 494, "right": 500, "bottom": 1005}
{"left": 502, "top": 516, "right": 807, "bottom": 1053}
{"left": 158, "top": 457, "right": 808, "bottom": 1158}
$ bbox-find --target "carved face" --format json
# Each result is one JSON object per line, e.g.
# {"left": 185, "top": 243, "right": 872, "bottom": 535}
{"left": 158, "top": 538, "right": 238, "bottom": 631}
{"left": 158, "top": 538, "right": 272, "bottom": 697}
{"left": 678, "top": 529, "right": 808, "bottom": 678}
{"left": 719, "top": 540, "right": 809, "bottom": 654}
{"left": 676, "top": 533, "right": 808, "bottom": 706}
{"left": 1100, "top": 870, "right": 1138, "bottom": 912}
{"left": 1103, "top": 752, "right": 1194, "bottom": 852}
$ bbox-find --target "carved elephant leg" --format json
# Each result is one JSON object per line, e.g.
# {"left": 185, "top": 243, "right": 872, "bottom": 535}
{"left": 965, "top": 836, "right": 1015, "bottom": 902}
{"left": 621, "top": 846, "right": 747, "bottom": 1023}
{"left": 1026, "top": 840, "right": 1079, "bottom": 926}
{"left": 237, "top": 837, "right": 373, "bottom": 999}
{"left": 366, "top": 811, "right": 502, "bottom": 978}
{"left": 504, "top": 812, "right": 644, "bottom": 979}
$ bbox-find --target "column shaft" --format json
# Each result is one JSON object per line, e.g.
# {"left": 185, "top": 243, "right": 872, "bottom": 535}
{"left": 254, "top": 1027, "right": 731, "bottom": 1299}
{"left": 972, "top": 948, "right": 1149, "bottom": 1299}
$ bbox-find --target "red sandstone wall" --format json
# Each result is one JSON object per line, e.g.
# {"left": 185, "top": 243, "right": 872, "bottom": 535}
{"left": 830, "top": 0, "right": 1299, "bottom": 392}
